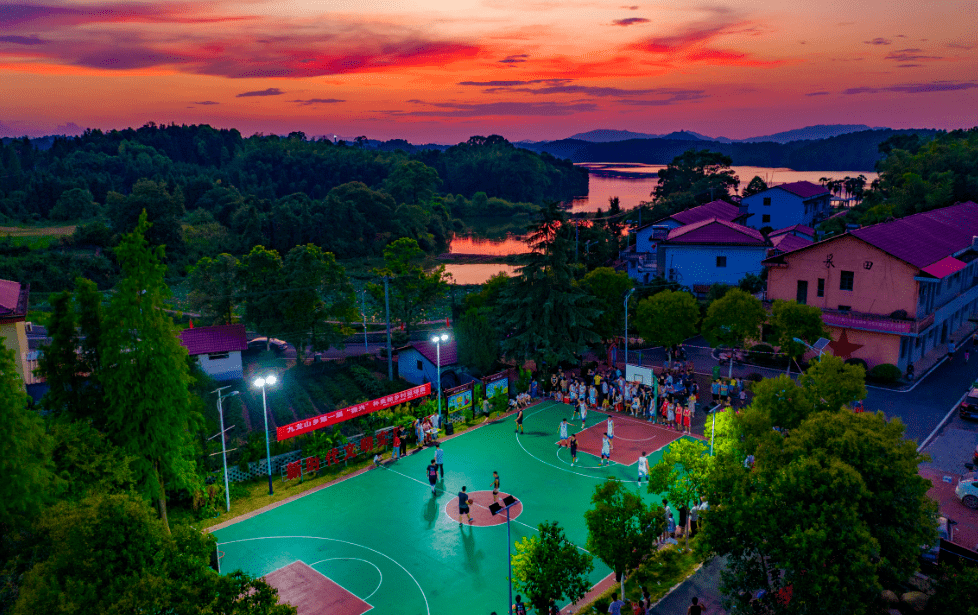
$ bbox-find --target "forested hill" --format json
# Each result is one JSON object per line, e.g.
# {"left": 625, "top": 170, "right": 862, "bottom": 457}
{"left": 519, "top": 128, "right": 941, "bottom": 171}
{"left": 0, "top": 125, "right": 587, "bottom": 225}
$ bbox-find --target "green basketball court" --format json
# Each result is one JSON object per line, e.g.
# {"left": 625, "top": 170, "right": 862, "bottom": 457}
{"left": 213, "top": 400, "right": 699, "bottom": 615}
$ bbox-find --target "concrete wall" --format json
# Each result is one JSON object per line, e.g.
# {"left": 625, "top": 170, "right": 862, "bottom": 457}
{"left": 767, "top": 235, "right": 920, "bottom": 316}
{"left": 0, "top": 321, "right": 28, "bottom": 386}
{"left": 397, "top": 348, "right": 454, "bottom": 386}
{"left": 742, "top": 189, "right": 830, "bottom": 230}
{"left": 197, "top": 351, "right": 244, "bottom": 382}
{"left": 661, "top": 244, "right": 768, "bottom": 287}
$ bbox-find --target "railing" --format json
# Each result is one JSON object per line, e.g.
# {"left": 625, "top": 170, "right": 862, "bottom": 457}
{"left": 761, "top": 301, "right": 934, "bottom": 335}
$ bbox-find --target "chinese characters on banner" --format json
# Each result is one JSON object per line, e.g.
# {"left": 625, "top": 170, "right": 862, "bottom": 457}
{"left": 276, "top": 383, "right": 431, "bottom": 441}
{"left": 282, "top": 428, "right": 396, "bottom": 482}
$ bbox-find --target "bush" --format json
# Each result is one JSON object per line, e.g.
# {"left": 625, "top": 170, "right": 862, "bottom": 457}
{"left": 747, "top": 372, "right": 764, "bottom": 382}
{"left": 845, "top": 357, "right": 869, "bottom": 373}
{"left": 868, "top": 363, "right": 901, "bottom": 383}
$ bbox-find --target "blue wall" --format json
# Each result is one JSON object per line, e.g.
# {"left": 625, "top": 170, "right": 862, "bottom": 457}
{"left": 661, "top": 244, "right": 768, "bottom": 287}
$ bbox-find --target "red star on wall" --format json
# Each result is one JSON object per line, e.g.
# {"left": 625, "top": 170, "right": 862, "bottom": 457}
{"left": 828, "top": 329, "right": 864, "bottom": 359}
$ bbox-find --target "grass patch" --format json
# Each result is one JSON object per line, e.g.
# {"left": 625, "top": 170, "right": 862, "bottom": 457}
{"left": 575, "top": 542, "right": 703, "bottom": 614}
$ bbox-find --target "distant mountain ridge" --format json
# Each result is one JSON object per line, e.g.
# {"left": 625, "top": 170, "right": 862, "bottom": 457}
{"left": 568, "top": 124, "right": 887, "bottom": 145}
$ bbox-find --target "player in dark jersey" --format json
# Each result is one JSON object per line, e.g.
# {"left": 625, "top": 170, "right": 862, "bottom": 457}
{"left": 427, "top": 459, "right": 438, "bottom": 495}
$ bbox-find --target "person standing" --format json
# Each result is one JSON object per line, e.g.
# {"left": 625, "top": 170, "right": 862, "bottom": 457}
{"left": 687, "top": 596, "right": 703, "bottom": 615}
{"left": 457, "top": 486, "right": 473, "bottom": 525}
{"left": 434, "top": 442, "right": 445, "bottom": 478}
{"left": 399, "top": 431, "right": 408, "bottom": 458}
{"left": 392, "top": 429, "right": 401, "bottom": 461}
{"left": 514, "top": 595, "right": 528, "bottom": 615}
{"left": 689, "top": 498, "right": 700, "bottom": 537}
{"left": 569, "top": 433, "right": 578, "bottom": 466}
{"left": 426, "top": 459, "right": 439, "bottom": 495}
{"left": 606, "top": 416, "right": 615, "bottom": 450}
{"left": 491, "top": 471, "right": 500, "bottom": 504}
{"left": 661, "top": 499, "right": 673, "bottom": 542}
{"left": 683, "top": 403, "right": 691, "bottom": 435}
{"left": 580, "top": 400, "right": 588, "bottom": 428}
{"left": 637, "top": 451, "right": 649, "bottom": 485}
{"left": 600, "top": 433, "right": 611, "bottom": 466}
{"left": 949, "top": 338, "right": 957, "bottom": 360}
{"left": 547, "top": 597, "right": 559, "bottom": 615}
{"left": 608, "top": 592, "right": 626, "bottom": 615}
{"left": 515, "top": 408, "right": 524, "bottom": 435}
{"left": 559, "top": 418, "right": 570, "bottom": 446}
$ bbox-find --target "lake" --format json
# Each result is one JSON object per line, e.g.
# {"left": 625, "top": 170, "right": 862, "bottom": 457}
{"left": 445, "top": 163, "right": 878, "bottom": 273}
{"left": 442, "top": 263, "right": 519, "bottom": 285}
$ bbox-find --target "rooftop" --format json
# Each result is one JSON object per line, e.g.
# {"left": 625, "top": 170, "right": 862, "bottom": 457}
{"left": 851, "top": 201, "right": 978, "bottom": 269}
{"left": 665, "top": 217, "right": 767, "bottom": 246}
{"left": 178, "top": 324, "right": 248, "bottom": 356}
{"left": 641, "top": 200, "right": 740, "bottom": 231}
{"left": 769, "top": 233, "right": 812, "bottom": 253}
{"left": 0, "top": 279, "right": 29, "bottom": 318}
{"left": 770, "top": 224, "right": 816, "bottom": 238}
{"left": 403, "top": 338, "right": 458, "bottom": 366}
{"left": 774, "top": 181, "right": 830, "bottom": 199}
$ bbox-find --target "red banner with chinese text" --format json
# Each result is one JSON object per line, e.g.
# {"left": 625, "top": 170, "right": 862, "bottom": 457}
{"left": 276, "top": 383, "right": 431, "bottom": 441}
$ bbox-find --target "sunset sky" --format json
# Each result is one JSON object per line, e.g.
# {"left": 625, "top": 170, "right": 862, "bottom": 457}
{"left": 0, "top": 0, "right": 975, "bottom": 142}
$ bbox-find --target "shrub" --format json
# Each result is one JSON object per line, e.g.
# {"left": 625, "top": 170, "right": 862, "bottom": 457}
{"left": 845, "top": 357, "right": 869, "bottom": 373}
{"left": 747, "top": 372, "right": 764, "bottom": 382}
{"left": 868, "top": 363, "right": 901, "bottom": 383}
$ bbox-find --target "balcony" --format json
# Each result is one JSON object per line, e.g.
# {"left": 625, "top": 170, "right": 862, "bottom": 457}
{"left": 762, "top": 300, "right": 935, "bottom": 335}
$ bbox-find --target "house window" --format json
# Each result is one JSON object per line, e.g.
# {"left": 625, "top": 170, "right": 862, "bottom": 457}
{"left": 763, "top": 197, "right": 771, "bottom": 206}
{"left": 838, "top": 305, "right": 851, "bottom": 311}
{"left": 762, "top": 214, "right": 771, "bottom": 223}
{"left": 840, "top": 270, "right": 854, "bottom": 291}
{"left": 796, "top": 280, "right": 808, "bottom": 305}
{"left": 417, "top": 360, "right": 423, "bottom": 370}
{"left": 716, "top": 256, "right": 727, "bottom": 268}
{"left": 207, "top": 352, "right": 229, "bottom": 361}
{"left": 817, "top": 278, "right": 825, "bottom": 297}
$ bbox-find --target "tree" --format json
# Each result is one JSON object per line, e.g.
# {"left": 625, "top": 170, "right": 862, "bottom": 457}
{"left": 0, "top": 343, "right": 53, "bottom": 529}
{"left": 455, "top": 307, "right": 499, "bottom": 376}
{"left": 48, "top": 419, "right": 136, "bottom": 502}
{"left": 634, "top": 290, "right": 699, "bottom": 364}
{"left": 741, "top": 176, "right": 768, "bottom": 198}
{"left": 50, "top": 187, "right": 100, "bottom": 221}
{"left": 647, "top": 438, "right": 710, "bottom": 543}
{"left": 496, "top": 203, "right": 601, "bottom": 366}
{"left": 238, "top": 245, "right": 287, "bottom": 345}
{"left": 702, "top": 288, "right": 766, "bottom": 378}
{"left": 100, "top": 212, "right": 202, "bottom": 532}
{"left": 512, "top": 521, "right": 594, "bottom": 613}
{"left": 188, "top": 253, "right": 239, "bottom": 325}
{"left": 278, "top": 244, "right": 356, "bottom": 359}
{"left": 581, "top": 267, "right": 634, "bottom": 341}
{"left": 798, "top": 354, "right": 867, "bottom": 414}
{"left": 700, "top": 409, "right": 936, "bottom": 615}
{"left": 382, "top": 160, "right": 442, "bottom": 205}
{"left": 652, "top": 150, "right": 740, "bottom": 212}
{"left": 369, "top": 237, "right": 448, "bottom": 337}
{"left": 12, "top": 493, "right": 295, "bottom": 615}
{"left": 105, "top": 180, "right": 186, "bottom": 262}
{"left": 770, "top": 299, "right": 827, "bottom": 373}
{"left": 584, "top": 479, "right": 661, "bottom": 599}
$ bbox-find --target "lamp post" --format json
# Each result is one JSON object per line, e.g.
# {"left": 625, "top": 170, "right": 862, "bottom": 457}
{"left": 624, "top": 288, "right": 636, "bottom": 367}
{"left": 212, "top": 387, "right": 239, "bottom": 512}
{"left": 490, "top": 495, "right": 520, "bottom": 615}
{"left": 431, "top": 332, "right": 450, "bottom": 427}
{"left": 253, "top": 374, "right": 278, "bottom": 496}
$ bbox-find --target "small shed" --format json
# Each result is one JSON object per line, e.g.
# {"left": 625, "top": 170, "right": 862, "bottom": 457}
{"left": 178, "top": 324, "right": 248, "bottom": 381}
{"left": 397, "top": 339, "right": 459, "bottom": 388}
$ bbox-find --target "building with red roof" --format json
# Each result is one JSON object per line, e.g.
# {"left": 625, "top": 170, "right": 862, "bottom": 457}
{"left": 396, "top": 338, "right": 460, "bottom": 388}
{"left": 740, "top": 181, "right": 832, "bottom": 231}
{"left": 178, "top": 324, "right": 248, "bottom": 381}
{"left": 0, "top": 278, "right": 33, "bottom": 387}
{"left": 762, "top": 201, "right": 978, "bottom": 371}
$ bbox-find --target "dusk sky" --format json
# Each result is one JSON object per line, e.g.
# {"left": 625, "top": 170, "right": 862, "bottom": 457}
{"left": 0, "top": 0, "right": 975, "bottom": 142}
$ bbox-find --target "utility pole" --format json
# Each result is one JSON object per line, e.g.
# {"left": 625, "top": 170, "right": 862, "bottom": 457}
{"left": 361, "top": 289, "right": 368, "bottom": 353}
{"left": 384, "top": 276, "right": 393, "bottom": 380}
{"left": 575, "top": 221, "right": 580, "bottom": 262}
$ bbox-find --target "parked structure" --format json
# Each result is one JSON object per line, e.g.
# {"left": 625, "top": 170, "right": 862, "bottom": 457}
{"left": 397, "top": 339, "right": 459, "bottom": 387}
{"left": 0, "top": 279, "right": 33, "bottom": 388}
{"left": 740, "top": 181, "right": 831, "bottom": 230}
{"left": 178, "top": 324, "right": 248, "bottom": 381}
{"left": 763, "top": 201, "right": 978, "bottom": 371}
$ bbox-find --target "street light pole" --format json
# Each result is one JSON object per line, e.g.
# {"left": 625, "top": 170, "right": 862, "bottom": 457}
{"left": 253, "top": 375, "right": 278, "bottom": 496}
{"left": 212, "top": 387, "right": 239, "bottom": 513}
{"left": 361, "top": 289, "right": 369, "bottom": 353}
{"left": 432, "top": 333, "right": 450, "bottom": 427}
{"left": 624, "top": 288, "right": 636, "bottom": 367}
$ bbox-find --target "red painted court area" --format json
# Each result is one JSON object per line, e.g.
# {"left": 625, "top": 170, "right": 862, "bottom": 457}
{"left": 441, "top": 490, "right": 523, "bottom": 526}
{"left": 572, "top": 413, "right": 683, "bottom": 465}
{"left": 264, "top": 561, "right": 372, "bottom": 615}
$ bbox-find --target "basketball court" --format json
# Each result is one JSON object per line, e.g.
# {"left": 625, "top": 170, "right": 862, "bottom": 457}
{"left": 212, "top": 400, "right": 700, "bottom": 615}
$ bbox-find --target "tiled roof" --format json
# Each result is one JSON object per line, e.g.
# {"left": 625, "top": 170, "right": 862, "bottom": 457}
{"left": 178, "top": 324, "right": 248, "bottom": 356}
{"left": 922, "top": 256, "right": 967, "bottom": 279}
{"left": 770, "top": 224, "right": 816, "bottom": 238}
{"left": 666, "top": 218, "right": 767, "bottom": 245}
{"left": 670, "top": 200, "right": 741, "bottom": 226}
{"left": 775, "top": 181, "right": 830, "bottom": 199}
{"left": 769, "top": 233, "right": 812, "bottom": 253}
{"left": 405, "top": 339, "right": 458, "bottom": 366}
{"left": 0, "top": 279, "right": 29, "bottom": 317}
{"left": 851, "top": 201, "right": 978, "bottom": 268}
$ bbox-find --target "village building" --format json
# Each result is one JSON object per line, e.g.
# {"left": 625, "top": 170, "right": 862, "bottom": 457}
{"left": 178, "top": 324, "right": 248, "bottom": 381}
{"left": 740, "top": 181, "right": 832, "bottom": 230}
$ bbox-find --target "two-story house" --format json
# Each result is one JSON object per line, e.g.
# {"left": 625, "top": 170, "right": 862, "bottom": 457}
{"left": 740, "top": 181, "right": 832, "bottom": 230}
{"left": 762, "top": 201, "right": 978, "bottom": 371}
{"left": 656, "top": 218, "right": 771, "bottom": 288}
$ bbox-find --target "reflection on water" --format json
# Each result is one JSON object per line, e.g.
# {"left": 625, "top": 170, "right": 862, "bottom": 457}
{"left": 442, "top": 263, "right": 518, "bottom": 285}
{"left": 449, "top": 235, "right": 531, "bottom": 256}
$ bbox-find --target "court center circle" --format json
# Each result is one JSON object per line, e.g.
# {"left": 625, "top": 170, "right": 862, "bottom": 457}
{"left": 442, "top": 490, "right": 523, "bottom": 527}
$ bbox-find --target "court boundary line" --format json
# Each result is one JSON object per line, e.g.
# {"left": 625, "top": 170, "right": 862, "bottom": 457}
{"left": 215, "top": 536, "right": 429, "bottom": 615}
{"left": 307, "top": 557, "right": 384, "bottom": 602}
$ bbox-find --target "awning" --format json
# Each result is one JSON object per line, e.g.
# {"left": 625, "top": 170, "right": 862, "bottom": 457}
{"left": 921, "top": 256, "right": 967, "bottom": 279}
